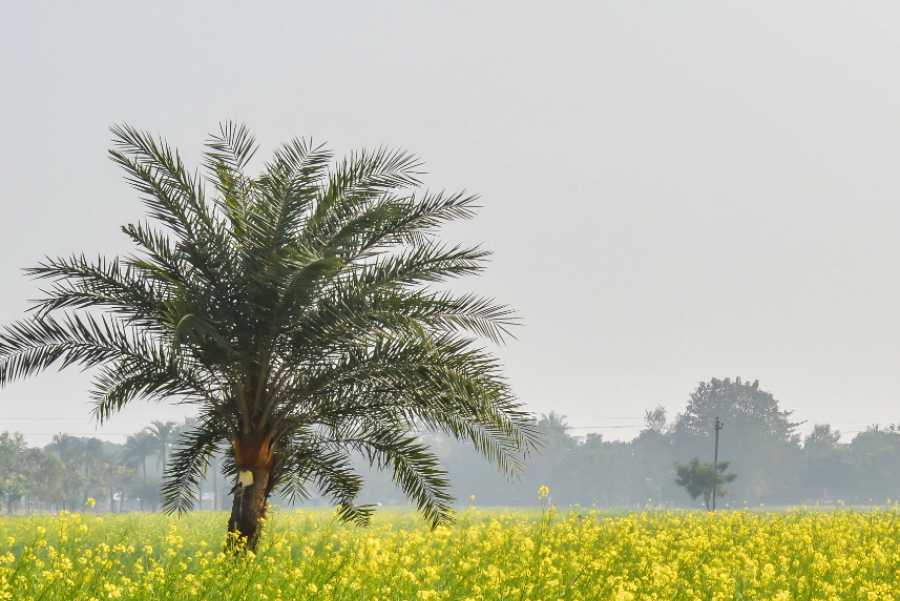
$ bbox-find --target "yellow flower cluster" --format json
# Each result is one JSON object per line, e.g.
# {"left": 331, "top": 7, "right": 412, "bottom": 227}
{"left": 0, "top": 507, "right": 899, "bottom": 600}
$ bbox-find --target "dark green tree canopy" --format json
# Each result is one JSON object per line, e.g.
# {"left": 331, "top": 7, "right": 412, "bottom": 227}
{"left": 674, "top": 458, "right": 737, "bottom": 511}
{"left": 675, "top": 377, "right": 801, "bottom": 442}
{"left": 0, "top": 122, "right": 537, "bottom": 545}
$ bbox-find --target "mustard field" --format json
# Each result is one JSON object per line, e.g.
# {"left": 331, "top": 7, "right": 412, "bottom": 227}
{"left": 1, "top": 507, "right": 899, "bottom": 600}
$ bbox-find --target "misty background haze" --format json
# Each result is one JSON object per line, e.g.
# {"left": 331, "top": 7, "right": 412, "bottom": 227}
{"left": 3, "top": 1, "right": 900, "bottom": 450}
{"left": 5, "top": 376, "right": 900, "bottom": 513}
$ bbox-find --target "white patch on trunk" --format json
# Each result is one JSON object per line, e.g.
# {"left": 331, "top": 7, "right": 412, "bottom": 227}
{"left": 238, "top": 470, "right": 254, "bottom": 487}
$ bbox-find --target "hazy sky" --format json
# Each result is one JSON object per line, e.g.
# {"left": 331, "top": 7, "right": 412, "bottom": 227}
{"left": 3, "top": 1, "right": 900, "bottom": 446}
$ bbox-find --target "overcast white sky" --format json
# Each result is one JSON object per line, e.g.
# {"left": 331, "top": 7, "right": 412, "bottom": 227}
{"left": 3, "top": 1, "right": 900, "bottom": 446}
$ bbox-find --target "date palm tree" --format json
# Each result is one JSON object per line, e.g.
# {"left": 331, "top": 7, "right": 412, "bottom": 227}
{"left": 124, "top": 431, "right": 163, "bottom": 511}
{"left": 0, "top": 123, "right": 536, "bottom": 547}
{"left": 123, "top": 431, "right": 156, "bottom": 485}
{"left": 146, "top": 420, "right": 177, "bottom": 474}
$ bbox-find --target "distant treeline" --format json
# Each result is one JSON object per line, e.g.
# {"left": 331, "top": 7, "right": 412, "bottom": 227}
{"left": 0, "top": 421, "right": 232, "bottom": 513}
{"left": 2, "top": 377, "right": 899, "bottom": 513}
{"left": 357, "top": 377, "right": 900, "bottom": 509}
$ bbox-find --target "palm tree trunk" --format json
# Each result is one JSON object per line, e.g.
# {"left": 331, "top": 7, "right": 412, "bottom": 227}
{"left": 227, "top": 435, "right": 274, "bottom": 549}
{"left": 227, "top": 466, "right": 271, "bottom": 549}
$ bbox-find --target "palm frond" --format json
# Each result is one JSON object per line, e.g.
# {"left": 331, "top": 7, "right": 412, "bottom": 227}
{"left": 161, "top": 423, "right": 227, "bottom": 514}
{"left": 277, "top": 434, "right": 373, "bottom": 526}
{"left": 336, "top": 424, "right": 453, "bottom": 528}
{"left": 204, "top": 121, "right": 258, "bottom": 176}
{"left": 303, "top": 147, "right": 423, "bottom": 247}
{"left": 247, "top": 137, "right": 332, "bottom": 254}
{"left": 26, "top": 253, "right": 166, "bottom": 322}
{"left": 89, "top": 353, "right": 213, "bottom": 424}
{"left": 110, "top": 123, "right": 213, "bottom": 240}
{"left": 0, "top": 314, "right": 163, "bottom": 386}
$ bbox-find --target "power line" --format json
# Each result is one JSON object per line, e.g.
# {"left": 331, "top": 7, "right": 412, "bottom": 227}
{"left": 13, "top": 432, "right": 132, "bottom": 437}
{"left": 2, "top": 415, "right": 888, "bottom": 439}
{"left": 1, "top": 415, "right": 648, "bottom": 422}
{"left": 10, "top": 425, "right": 647, "bottom": 436}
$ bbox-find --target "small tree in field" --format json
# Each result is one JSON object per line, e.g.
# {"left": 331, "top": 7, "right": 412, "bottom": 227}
{"left": 675, "top": 458, "right": 736, "bottom": 510}
{"left": 0, "top": 123, "right": 537, "bottom": 548}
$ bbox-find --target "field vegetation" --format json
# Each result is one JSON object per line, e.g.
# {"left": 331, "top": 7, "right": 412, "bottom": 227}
{"left": 2, "top": 505, "right": 899, "bottom": 600}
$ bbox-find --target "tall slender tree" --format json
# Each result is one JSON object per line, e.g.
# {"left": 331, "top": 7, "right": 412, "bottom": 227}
{"left": 146, "top": 420, "right": 177, "bottom": 474}
{"left": 123, "top": 431, "right": 156, "bottom": 484}
{"left": 0, "top": 123, "right": 536, "bottom": 547}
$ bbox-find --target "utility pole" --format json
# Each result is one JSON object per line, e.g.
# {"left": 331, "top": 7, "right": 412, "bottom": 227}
{"left": 712, "top": 416, "right": 723, "bottom": 511}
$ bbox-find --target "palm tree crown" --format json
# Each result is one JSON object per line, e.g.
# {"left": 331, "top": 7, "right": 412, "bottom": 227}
{"left": 0, "top": 122, "right": 536, "bottom": 545}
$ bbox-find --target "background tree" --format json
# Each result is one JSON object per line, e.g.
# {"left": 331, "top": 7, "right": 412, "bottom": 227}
{"left": 846, "top": 427, "right": 900, "bottom": 504}
{"left": 627, "top": 407, "right": 674, "bottom": 502}
{"left": 146, "top": 421, "right": 177, "bottom": 474}
{"left": 80, "top": 438, "right": 114, "bottom": 508}
{"left": 28, "top": 448, "right": 66, "bottom": 511}
{"left": 0, "top": 432, "right": 29, "bottom": 513}
{"left": 675, "top": 458, "right": 737, "bottom": 510}
{"left": 108, "top": 462, "right": 135, "bottom": 513}
{"left": 671, "top": 377, "right": 800, "bottom": 503}
{"left": 123, "top": 431, "right": 158, "bottom": 510}
{"left": 643, "top": 406, "right": 668, "bottom": 434}
{"left": 517, "top": 413, "right": 578, "bottom": 503}
{"left": 802, "top": 424, "right": 846, "bottom": 501}
{"left": 124, "top": 431, "right": 156, "bottom": 484}
{"left": 0, "top": 122, "right": 536, "bottom": 547}
{"left": 44, "top": 435, "right": 87, "bottom": 510}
